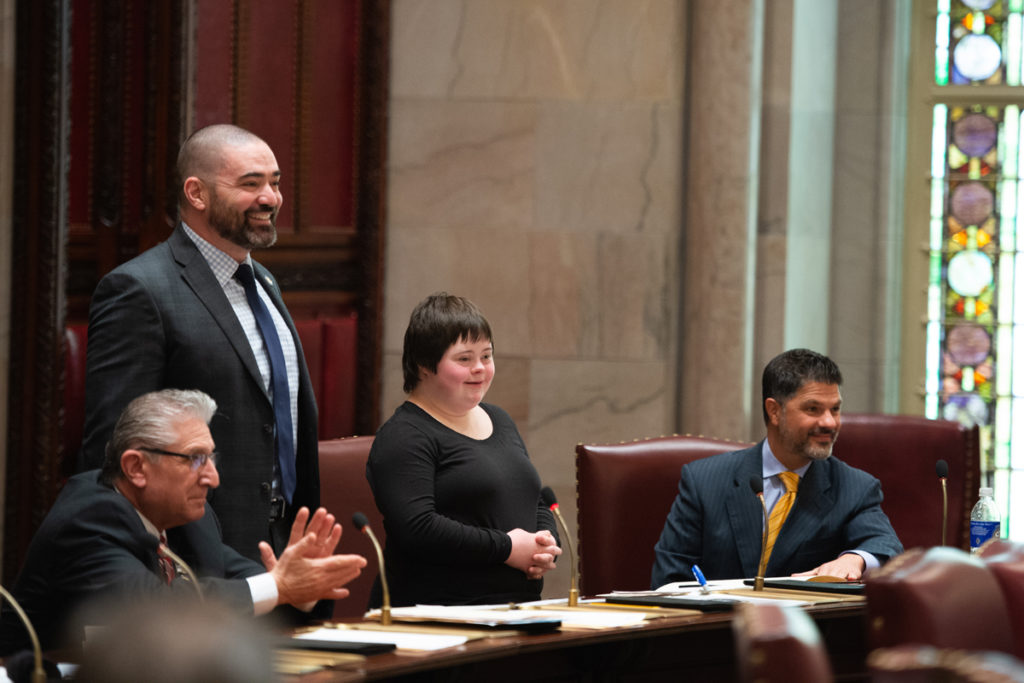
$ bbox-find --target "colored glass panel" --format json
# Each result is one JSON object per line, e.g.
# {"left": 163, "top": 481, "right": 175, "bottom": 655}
{"left": 927, "top": 96, "right": 1022, "bottom": 536}
{"left": 936, "top": 0, "right": 1024, "bottom": 85}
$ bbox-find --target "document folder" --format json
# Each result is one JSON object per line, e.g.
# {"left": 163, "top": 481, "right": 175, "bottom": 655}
{"left": 741, "top": 578, "right": 865, "bottom": 595}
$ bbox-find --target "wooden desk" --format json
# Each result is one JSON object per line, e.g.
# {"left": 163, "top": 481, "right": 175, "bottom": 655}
{"left": 290, "top": 602, "right": 867, "bottom": 682}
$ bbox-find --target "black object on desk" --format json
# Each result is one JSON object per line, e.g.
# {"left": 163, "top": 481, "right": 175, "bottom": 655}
{"left": 280, "top": 638, "right": 397, "bottom": 654}
{"left": 603, "top": 595, "right": 736, "bottom": 612}
{"left": 741, "top": 578, "right": 865, "bottom": 595}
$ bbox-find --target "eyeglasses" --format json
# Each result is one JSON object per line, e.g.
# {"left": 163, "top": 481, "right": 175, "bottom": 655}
{"left": 138, "top": 447, "right": 217, "bottom": 471}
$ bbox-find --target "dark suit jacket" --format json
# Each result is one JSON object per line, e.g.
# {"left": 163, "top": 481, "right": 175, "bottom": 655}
{"left": 0, "top": 472, "right": 264, "bottom": 655}
{"left": 650, "top": 442, "right": 903, "bottom": 588}
{"left": 78, "top": 224, "right": 319, "bottom": 559}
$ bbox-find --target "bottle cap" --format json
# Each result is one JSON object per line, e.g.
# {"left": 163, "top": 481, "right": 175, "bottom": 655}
{"left": 980, "top": 487, "right": 994, "bottom": 497}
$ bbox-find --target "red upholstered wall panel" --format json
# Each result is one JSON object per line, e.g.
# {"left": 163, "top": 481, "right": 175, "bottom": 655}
{"left": 320, "top": 313, "right": 359, "bottom": 438}
{"left": 300, "top": 1, "right": 357, "bottom": 232}
{"left": 194, "top": 0, "right": 235, "bottom": 127}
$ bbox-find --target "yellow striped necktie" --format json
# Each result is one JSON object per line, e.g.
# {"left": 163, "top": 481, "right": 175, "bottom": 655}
{"left": 764, "top": 471, "right": 800, "bottom": 562}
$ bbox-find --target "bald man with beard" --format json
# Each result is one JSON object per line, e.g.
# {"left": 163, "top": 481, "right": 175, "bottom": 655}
{"left": 79, "top": 124, "right": 322, "bottom": 561}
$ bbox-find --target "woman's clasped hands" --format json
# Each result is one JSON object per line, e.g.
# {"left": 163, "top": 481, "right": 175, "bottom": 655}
{"left": 505, "top": 528, "right": 562, "bottom": 579}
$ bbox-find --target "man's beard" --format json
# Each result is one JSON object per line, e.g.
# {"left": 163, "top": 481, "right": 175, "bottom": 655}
{"left": 800, "top": 428, "right": 837, "bottom": 461}
{"left": 779, "top": 412, "right": 837, "bottom": 462}
{"left": 208, "top": 192, "right": 278, "bottom": 251}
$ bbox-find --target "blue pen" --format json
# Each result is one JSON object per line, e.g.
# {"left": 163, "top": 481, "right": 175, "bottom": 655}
{"left": 691, "top": 564, "right": 710, "bottom": 594}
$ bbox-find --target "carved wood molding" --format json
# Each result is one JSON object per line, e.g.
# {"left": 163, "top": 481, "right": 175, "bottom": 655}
{"left": 5, "top": 0, "right": 71, "bottom": 583}
{"left": 5, "top": 0, "right": 390, "bottom": 580}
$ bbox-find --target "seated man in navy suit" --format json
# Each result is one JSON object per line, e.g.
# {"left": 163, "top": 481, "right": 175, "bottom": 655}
{"left": 652, "top": 349, "right": 903, "bottom": 588}
{"left": 0, "top": 389, "right": 366, "bottom": 654}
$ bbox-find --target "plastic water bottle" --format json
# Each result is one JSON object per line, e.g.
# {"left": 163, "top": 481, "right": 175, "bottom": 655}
{"left": 969, "top": 487, "right": 1001, "bottom": 553}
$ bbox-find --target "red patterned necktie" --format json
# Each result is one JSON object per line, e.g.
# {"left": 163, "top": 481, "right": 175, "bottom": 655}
{"left": 158, "top": 533, "right": 175, "bottom": 585}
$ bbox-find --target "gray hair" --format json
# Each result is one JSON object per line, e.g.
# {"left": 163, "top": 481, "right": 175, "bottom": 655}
{"left": 99, "top": 389, "right": 218, "bottom": 485}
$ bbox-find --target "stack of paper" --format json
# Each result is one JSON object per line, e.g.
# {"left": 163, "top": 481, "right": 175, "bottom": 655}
{"left": 294, "top": 627, "right": 468, "bottom": 652}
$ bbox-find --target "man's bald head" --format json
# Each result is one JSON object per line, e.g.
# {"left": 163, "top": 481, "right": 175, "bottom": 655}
{"left": 176, "top": 125, "right": 268, "bottom": 206}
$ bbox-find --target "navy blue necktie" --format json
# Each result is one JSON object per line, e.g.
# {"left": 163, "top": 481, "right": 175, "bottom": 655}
{"left": 235, "top": 263, "right": 296, "bottom": 503}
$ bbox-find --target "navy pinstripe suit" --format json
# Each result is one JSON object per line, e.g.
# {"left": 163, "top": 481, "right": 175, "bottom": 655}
{"left": 651, "top": 442, "right": 903, "bottom": 588}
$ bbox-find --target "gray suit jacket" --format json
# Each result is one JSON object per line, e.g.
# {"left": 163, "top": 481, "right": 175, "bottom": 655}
{"left": 650, "top": 441, "right": 903, "bottom": 588}
{"left": 78, "top": 225, "right": 319, "bottom": 560}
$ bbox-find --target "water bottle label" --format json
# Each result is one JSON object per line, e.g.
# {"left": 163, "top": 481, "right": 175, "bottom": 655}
{"left": 969, "top": 520, "right": 1000, "bottom": 549}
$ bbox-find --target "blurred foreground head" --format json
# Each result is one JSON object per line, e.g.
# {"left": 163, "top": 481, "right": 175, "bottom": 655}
{"left": 75, "top": 598, "right": 276, "bottom": 683}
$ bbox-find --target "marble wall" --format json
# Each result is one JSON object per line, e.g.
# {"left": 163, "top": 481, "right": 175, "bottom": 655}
{"left": 385, "top": 0, "right": 686, "bottom": 596}
{"left": 384, "top": 0, "right": 906, "bottom": 598}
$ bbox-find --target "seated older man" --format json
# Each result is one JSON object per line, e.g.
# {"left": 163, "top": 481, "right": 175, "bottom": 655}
{"left": 0, "top": 389, "right": 366, "bottom": 654}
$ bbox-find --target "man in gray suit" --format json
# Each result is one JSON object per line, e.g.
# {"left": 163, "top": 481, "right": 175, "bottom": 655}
{"left": 80, "top": 124, "right": 319, "bottom": 560}
{"left": 651, "top": 349, "right": 903, "bottom": 588}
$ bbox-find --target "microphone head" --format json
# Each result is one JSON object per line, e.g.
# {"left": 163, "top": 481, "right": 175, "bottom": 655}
{"left": 749, "top": 476, "right": 763, "bottom": 495}
{"left": 540, "top": 486, "right": 558, "bottom": 508}
{"left": 935, "top": 459, "right": 949, "bottom": 478}
{"left": 352, "top": 511, "right": 370, "bottom": 531}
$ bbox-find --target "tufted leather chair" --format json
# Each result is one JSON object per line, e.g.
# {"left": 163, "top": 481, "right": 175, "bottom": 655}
{"left": 979, "top": 539, "right": 1024, "bottom": 658}
{"left": 575, "top": 434, "right": 747, "bottom": 595}
{"left": 868, "top": 644, "right": 1024, "bottom": 682}
{"left": 733, "top": 602, "right": 833, "bottom": 683}
{"left": 318, "top": 435, "right": 381, "bottom": 619}
{"left": 63, "top": 324, "right": 89, "bottom": 468}
{"left": 834, "top": 414, "right": 980, "bottom": 551}
{"left": 864, "top": 546, "right": 1015, "bottom": 655}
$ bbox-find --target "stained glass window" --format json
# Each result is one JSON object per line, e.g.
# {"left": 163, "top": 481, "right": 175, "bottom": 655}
{"left": 928, "top": 0, "right": 1024, "bottom": 540}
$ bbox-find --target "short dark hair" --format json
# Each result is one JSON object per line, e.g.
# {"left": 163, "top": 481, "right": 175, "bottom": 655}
{"left": 99, "top": 389, "right": 218, "bottom": 485}
{"left": 401, "top": 293, "right": 492, "bottom": 393}
{"left": 761, "top": 349, "right": 843, "bottom": 423}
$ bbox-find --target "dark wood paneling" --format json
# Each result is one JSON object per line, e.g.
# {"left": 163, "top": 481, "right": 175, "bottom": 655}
{"left": 6, "top": 0, "right": 388, "bottom": 581}
{"left": 5, "top": 0, "right": 72, "bottom": 583}
{"left": 353, "top": 0, "right": 389, "bottom": 434}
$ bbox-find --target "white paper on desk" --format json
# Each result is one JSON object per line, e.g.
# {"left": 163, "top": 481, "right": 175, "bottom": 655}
{"left": 294, "top": 627, "right": 467, "bottom": 651}
{"left": 653, "top": 578, "right": 754, "bottom": 593}
{"left": 370, "top": 605, "right": 560, "bottom": 626}
{"left": 611, "top": 580, "right": 814, "bottom": 608}
{"left": 530, "top": 609, "right": 649, "bottom": 629}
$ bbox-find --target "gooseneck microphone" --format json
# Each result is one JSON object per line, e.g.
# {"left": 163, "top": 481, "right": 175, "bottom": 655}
{"left": 353, "top": 512, "right": 391, "bottom": 625}
{"left": 540, "top": 487, "right": 578, "bottom": 607}
{"left": 936, "top": 459, "right": 949, "bottom": 546}
{"left": 0, "top": 585, "right": 46, "bottom": 683}
{"left": 749, "top": 476, "right": 768, "bottom": 592}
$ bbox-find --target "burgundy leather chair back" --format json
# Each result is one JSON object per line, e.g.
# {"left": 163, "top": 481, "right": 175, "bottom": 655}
{"left": 575, "top": 434, "right": 748, "bottom": 595}
{"left": 833, "top": 414, "right": 980, "bottom": 551}
{"left": 869, "top": 644, "right": 1024, "bottom": 682}
{"left": 733, "top": 602, "right": 832, "bottom": 683}
{"left": 864, "top": 546, "right": 1015, "bottom": 655}
{"left": 63, "top": 324, "right": 89, "bottom": 466}
{"left": 980, "top": 540, "right": 1024, "bottom": 658}
{"left": 318, "top": 436, "right": 381, "bottom": 619}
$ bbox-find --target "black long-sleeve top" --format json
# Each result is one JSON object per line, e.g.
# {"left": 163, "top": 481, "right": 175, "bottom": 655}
{"left": 366, "top": 402, "right": 558, "bottom": 606}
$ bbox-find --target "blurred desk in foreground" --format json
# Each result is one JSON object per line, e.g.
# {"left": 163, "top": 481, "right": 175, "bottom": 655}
{"left": 290, "top": 602, "right": 867, "bottom": 682}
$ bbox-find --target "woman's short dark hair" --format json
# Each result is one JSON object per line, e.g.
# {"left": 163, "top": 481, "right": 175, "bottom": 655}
{"left": 761, "top": 348, "right": 843, "bottom": 423}
{"left": 402, "top": 293, "right": 492, "bottom": 393}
